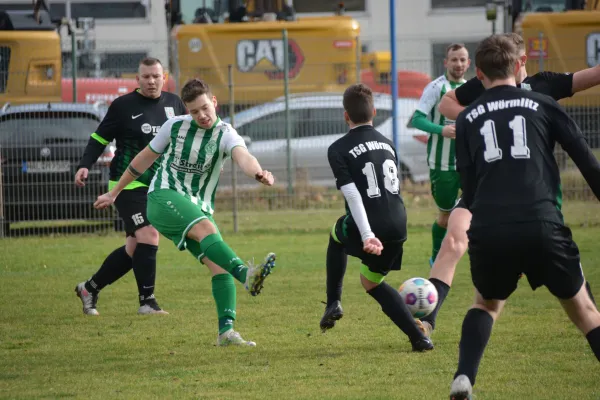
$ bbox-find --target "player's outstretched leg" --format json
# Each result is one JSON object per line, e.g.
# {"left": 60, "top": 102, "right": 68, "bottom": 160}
{"left": 320, "top": 234, "right": 347, "bottom": 332}
{"left": 74, "top": 244, "right": 134, "bottom": 315}
{"left": 361, "top": 266, "right": 433, "bottom": 351}
{"left": 452, "top": 290, "right": 503, "bottom": 395}
{"left": 420, "top": 207, "right": 471, "bottom": 334}
{"left": 188, "top": 224, "right": 276, "bottom": 296}
{"left": 186, "top": 240, "right": 259, "bottom": 347}
{"left": 556, "top": 280, "right": 600, "bottom": 361}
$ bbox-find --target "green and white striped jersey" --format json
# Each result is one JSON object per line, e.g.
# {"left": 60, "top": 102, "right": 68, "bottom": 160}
{"left": 148, "top": 116, "right": 246, "bottom": 215}
{"left": 416, "top": 74, "right": 465, "bottom": 171}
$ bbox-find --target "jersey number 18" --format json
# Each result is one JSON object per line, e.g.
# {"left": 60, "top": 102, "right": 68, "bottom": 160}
{"left": 362, "top": 160, "right": 400, "bottom": 198}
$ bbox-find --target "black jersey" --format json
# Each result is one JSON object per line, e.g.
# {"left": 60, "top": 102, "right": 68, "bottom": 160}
{"left": 327, "top": 125, "right": 406, "bottom": 241}
{"left": 455, "top": 71, "right": 573, "bottom": 106}
{"left": 455, "top": 85, "right": 600, "bottom": 228}
{"left": 78, "top": 90, "right": 187, "bottom": 187}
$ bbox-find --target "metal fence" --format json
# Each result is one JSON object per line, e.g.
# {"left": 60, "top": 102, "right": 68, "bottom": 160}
{"left": 1, "top": 48, "right": 600, "bottom": 238}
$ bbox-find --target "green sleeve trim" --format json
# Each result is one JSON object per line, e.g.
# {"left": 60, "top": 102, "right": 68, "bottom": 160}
{"left": 108, "top": 180, "right": 149, "bottom": 191}
{"left": 91, "top": 132, "right": 110, "bottom": 145}
{"left": 148, "top": 143, "right": 161, "bottom": 154}
{"left": 410, "top": 111, "right": 443, "bottom": 135}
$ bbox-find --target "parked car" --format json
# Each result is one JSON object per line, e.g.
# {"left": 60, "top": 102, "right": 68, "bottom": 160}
{"left": 220, "top": 92, "right": 429, "bottom": 189}
{"left": 0, "top": 102, "right": 114, "bottom": 233}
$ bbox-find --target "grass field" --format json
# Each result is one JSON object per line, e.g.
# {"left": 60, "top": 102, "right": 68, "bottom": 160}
{"left": 1, "top": 207, "right": 600, "bottom": 399}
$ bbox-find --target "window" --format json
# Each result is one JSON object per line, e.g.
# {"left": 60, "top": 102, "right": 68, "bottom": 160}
{"left": 0, "top": 112, "right": 100, "bottom": 146}
{"left": 373, "top": 109, "right": 392, "bottom": 127}
{"left": 431, "top": 41, "right": 480, "bottom": 80}
{"left": 519, "top": 0, "right": 566, "bottom": 12}
{"left": 294, "top": 0, "right": 366, "bottom": 13}
{"left": 236, "top": 110, "right": 302, "bottom": 141}
{"left": 431, "top": 0, "right": 489, "bottom": 8}
{"left": 299, "top": 108, "right": 348, "bottom": 138}
{"left": 0, "top": 47, "right": 9, "bottom": 93}
{"left": 70, "top": 2, "right": 147, "bottom": 19}
{"left": 0, "top": 2, "right": 66, "bottom": 21}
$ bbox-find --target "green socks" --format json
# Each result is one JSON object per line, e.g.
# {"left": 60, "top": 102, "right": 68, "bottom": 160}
{"left": 431, "top": 221, "right": 447, "bottom": 262}
{"left": 212, "top": 274, "right": 237, "bottom": 334}
{"left": 196, "top": 234, "right": 248, "bottom": 283}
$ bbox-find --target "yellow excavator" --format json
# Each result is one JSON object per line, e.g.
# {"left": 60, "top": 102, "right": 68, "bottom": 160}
{"left": 0, "top": 1, "right": 62, "bottom": 106}
{"left": 513, "top": 0, "right": 600, "bottom": 143}
{"left": 166, "top": 0, "right": 431, "bottom": 111}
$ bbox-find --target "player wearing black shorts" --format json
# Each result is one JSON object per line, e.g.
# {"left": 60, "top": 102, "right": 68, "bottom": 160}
{"left": 418, "top": 32, "right": 598, "bottom": 338}
{"left": 319, "top": 83, "right": 433, "bottom": 352}
{"left": 74, "top": 57, "right": 187, "bottom": 316}
{"left": 448, "top": 35, "right": 600, "bottom": 400}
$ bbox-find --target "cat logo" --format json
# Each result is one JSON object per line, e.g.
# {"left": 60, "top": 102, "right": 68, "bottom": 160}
{"left": 587, "top": 33, "right": 600, "bottom": 68}
{"left": 236, "top": 39, "right": 305, "bottom": 80}
{"left": 164, "top": 107, "right": 175, "bottom": 118}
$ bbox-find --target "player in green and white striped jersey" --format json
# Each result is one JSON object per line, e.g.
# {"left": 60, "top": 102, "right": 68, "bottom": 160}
{"left": 410, "top": 43, "right": 470, "bottom": 267}
{"left": 94, "top": 79, "right": 277, "bottom": 347}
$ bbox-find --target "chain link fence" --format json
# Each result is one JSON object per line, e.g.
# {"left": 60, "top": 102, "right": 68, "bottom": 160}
{"left": 1, "top": 37, "right": 599, "bottom": 237}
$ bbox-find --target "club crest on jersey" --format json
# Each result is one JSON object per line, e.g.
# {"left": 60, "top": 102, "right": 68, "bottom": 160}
{"left": 164, "top": 107, "right": 175, "bottom": 118}
{"left": 205, "top": 140, "right": 217, "bottom": 156}
{"left": 520, "top": 83, "right": 532, "bottom": 91}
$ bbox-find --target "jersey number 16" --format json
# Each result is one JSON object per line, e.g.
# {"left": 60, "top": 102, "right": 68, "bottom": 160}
{"left": 362, "top": 159, "right": 400, "bottom": 198}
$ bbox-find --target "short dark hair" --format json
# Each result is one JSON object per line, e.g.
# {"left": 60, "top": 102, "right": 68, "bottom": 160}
{"left": 181, "top": 78, "right": 212, "bottom": 103}
{"left": 343, "top": 83, "right": 374, "bottom": 124}
{"left": 446, "top": 43, "right": 466, "bottom": 56}
{"left": 139, "top": 57, "right": 162, "bottom": 68}
{"left": 502, "top": 32, "right": 525, "bottom": 54}
{"left": 475, "top": 34, "right": 518, "bottom": 81}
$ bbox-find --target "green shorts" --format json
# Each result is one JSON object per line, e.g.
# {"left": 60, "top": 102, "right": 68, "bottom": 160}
{"left": 429, "top": 169, "right": 461, "bottom": 212}
{"left": 147, "top": 189, "right": 221, "bottom": 250}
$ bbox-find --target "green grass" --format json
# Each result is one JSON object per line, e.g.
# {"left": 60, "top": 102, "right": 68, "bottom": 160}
{"left": 0, "top": 210, "right": 599, "bottom": 399}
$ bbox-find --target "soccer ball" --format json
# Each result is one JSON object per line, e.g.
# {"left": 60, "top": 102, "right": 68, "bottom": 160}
{"left": 398, "top": 277, "right": 438, "bottom": 318}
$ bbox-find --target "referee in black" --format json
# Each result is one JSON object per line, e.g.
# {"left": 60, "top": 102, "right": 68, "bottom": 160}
{"left": 74, "top": 57, "right": 187, "bottom": 316}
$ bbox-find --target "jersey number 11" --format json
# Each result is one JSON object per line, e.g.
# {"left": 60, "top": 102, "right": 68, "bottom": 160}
{"left": 362, "top": 160, "right": 400, "bottom": 198}
{"left": 480, "top": 115, "right": 531, "bottom": 162}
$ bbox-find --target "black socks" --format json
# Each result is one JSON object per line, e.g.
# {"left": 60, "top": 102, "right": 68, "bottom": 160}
{"left": 85, "top": 246, "right": 132, "bottom": 294}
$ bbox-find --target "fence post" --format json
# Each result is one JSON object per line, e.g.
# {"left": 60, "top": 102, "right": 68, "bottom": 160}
{"left": 70, "top": 21, "right": 77, "bottom": 102}
{"left": 283, "top": 28, "right": 293, "bottom": 195}
{"left": 228, "top": 65, "right": 238, "bottom": 233}
{"left": 0, "top": 146, "right": 4, "bottom": 238}
{"left": 538, "top": 31, "right": 544, "bottom": 72}
{"left": 355, "top": 36, "right": 361, "bottom": 83}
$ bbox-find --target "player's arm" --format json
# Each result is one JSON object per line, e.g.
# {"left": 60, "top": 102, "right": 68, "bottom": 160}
{"left": 439, "top": 77, "right": 484, "bottom": 120}
{"left": 571, "top": 65, "right": 600, "bottom": 95}
{"left": 551, "top": 103, "right": 600, "bottom": 200}
{"left": 227, "top": 127, "right": 274, "bottom": 185}
{"left": 93, "top": 118, "right": 173, "bottom": 209}
{"left": 232, "top": 147, "right": 274, "bottom": 185}
{"left": 410, "top": 81, "right": 449, "bottom": 136}
{"left": 327, "top": 148, "right": 376, "bottom": 241}
{"left": 75, "top": 102, "right": 120, "bottom": 186}
{"left": 454, "top": 113, "right": 476, "bottom": 209}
